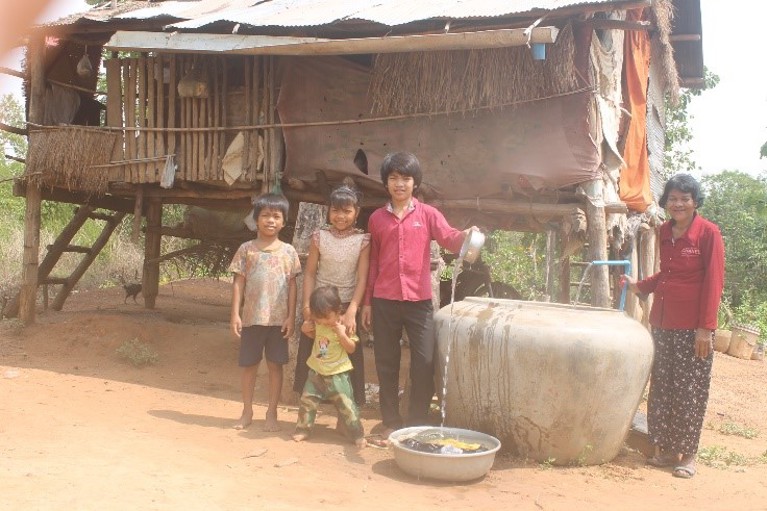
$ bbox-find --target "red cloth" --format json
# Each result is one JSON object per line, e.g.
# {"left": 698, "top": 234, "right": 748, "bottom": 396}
{"left": 364, "top": 198, "right": 464, "bottom": 304}
{"left": 636, "top": 214, "right": 725, "bottom": 330}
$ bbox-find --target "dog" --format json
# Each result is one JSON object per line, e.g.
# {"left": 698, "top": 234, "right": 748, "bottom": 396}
{"left": 123, "top": 283, "right": 142, "bottom": 303}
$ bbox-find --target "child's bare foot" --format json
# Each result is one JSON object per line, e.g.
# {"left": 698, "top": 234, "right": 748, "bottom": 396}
{"left": 234, "top": 410, "right": 253, "bottom": 430}
{"left": 355, "top": 437, "right": 367, "bottom": 448}
{"left": 262, "top": 411, "right": 281, "bottom": 432}
{"left": 292, "top": 432, "right": 309, "bottom": 442}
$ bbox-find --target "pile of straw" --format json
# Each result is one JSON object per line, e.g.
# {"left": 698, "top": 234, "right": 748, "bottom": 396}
{"left": 650, "top": 0, "right": 680, "bottom": 104}
{"left": 26, "top": 127, "right": 117, "bottom": 194}
{"left": 370, "top": 23, "right": 578, "bottom": 116}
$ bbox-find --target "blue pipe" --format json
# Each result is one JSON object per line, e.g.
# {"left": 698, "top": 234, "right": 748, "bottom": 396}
{"left": 590, "top": 260, "right": 632, "bottom": 311}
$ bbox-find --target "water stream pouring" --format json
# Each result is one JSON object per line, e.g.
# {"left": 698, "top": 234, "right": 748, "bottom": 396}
{"left": 441, "top": 229, "right": 485, "bottom": 427}
{"left": 574, "top": 259, "right": 631, "bottom": 311}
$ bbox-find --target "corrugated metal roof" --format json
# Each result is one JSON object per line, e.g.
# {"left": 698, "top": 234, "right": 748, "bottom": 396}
{"left": 104, "top": 0, "right": 632, "bottom": 29}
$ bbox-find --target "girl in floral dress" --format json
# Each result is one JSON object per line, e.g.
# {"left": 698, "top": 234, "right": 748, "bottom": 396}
{"left": 294, "top": 184, "right": 370, "bottom": 407}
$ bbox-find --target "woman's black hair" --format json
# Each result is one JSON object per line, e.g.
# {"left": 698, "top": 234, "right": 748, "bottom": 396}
{"left": 252, "top": 193, "right": 290, "bottom": 220}
{"left": 380, "top": 151, "right": 422, "bottom": 189}
{"left": 309, "top": 285, "right": 343, "bottom": 318}
{"left": 329, "top": 184, "right": 362, "bottom": 209}
{"left": 659, "top": 173, "right": 705, "bottom": 209}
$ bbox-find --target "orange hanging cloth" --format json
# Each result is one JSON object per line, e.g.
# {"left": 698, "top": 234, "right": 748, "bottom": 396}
{"left": 620, "top": 9, "right": 653, "bottom": 212}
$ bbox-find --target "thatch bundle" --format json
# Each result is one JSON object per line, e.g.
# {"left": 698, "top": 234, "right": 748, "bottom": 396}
{"left": 650, "top": 0, "right": 680, "bottom": 104}
{"left": 26, "top": 127, "right": 117, "bottom": 194}
{"left": 369, "top": 23, "right": 578, "bottom": 115}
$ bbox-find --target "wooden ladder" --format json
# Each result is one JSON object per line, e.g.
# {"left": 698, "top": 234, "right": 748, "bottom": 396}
{"left": 4, "top": 206, "right": 126, "bottom": 316}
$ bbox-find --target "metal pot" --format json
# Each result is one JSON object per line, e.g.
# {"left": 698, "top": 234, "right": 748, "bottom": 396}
{"left": 459, "top": 229, "right": 485, "bottom": 264}
{"left": 388, "top": 426, "right": 501, "bottom": 482}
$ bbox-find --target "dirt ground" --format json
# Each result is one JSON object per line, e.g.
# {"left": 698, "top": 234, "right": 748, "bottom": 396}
{"left": 1, "top": 278, "right": 766, "bottom": 511}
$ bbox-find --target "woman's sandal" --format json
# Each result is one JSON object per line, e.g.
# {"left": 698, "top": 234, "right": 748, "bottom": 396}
{"left": 366, "top": 435, "right": 390, "bottom": 449}
{"left": 646, "top": 454, "right": 678, "bottom": 467}
{"left": 672, "top": 464, "right": 696, "bottom": 478}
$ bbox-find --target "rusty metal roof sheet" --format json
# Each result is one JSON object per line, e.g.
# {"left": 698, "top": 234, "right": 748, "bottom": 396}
{"left": 101, "top": 0, "right": 634, "bottom": 29}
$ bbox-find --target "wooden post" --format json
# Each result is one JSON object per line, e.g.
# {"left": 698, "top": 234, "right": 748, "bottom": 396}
{"left": 638, "top": 222, "right": 657, "bottom": 327}
{"left": 583, "top": 179, "right": 610, "bottom": 307}
{"left": 19, "top": 35, "right": 46, "bottom": 325}
{"left": 282, "top": 202, "right": 328, "bottom": 404}
{"left": 142, "top": 197, "right": 162, "bottom": 308}
{"left": 545, "top": 229, "right": 557, "bottom": 302}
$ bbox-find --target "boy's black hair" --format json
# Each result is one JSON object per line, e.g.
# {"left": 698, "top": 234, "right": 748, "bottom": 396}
{"left": 659, "top": 173, "right": 705, "bottom": 209}
{"left": 329, "top": 184, "right": 362, "bottom": 209}
{"left": 380, "top": 151, "right": 422, "bottom": 189}
{"left": 252, "top": 193, "right": 290, "bottom": 220}
{"left": 309, "top": 286, "right": 343, "bottom": 318}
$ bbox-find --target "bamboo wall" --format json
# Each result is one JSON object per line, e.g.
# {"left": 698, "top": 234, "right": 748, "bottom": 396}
{"left": 105, "top": 53, "right": 276, "bottom": 186}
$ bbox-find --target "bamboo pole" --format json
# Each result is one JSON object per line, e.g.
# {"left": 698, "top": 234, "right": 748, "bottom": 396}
{"left": 192, "top": 95, "right": 199, "bottom": 181}
{"left": 18, "top": 35, "right": 46, "bottom": 324}
{"left": 261, "top": 56, "right": 272, "bottom": 193}
{"left": 221, "top": 56, "right": 228, "bottom": 182}
{"left": 206, "top": 63, "right": 214, "bottom": 180}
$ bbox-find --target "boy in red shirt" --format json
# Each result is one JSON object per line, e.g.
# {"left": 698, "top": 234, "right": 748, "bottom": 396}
{"left": 361, "top": 152, "right": 476, "bottom": 444}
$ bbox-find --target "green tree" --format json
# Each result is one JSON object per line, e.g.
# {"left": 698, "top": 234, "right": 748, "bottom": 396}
{"left": 700, "top": 170, "right": 767, "bottom": 307}
{"left": 664, "top": 69, "right": 719, "bottom": 177}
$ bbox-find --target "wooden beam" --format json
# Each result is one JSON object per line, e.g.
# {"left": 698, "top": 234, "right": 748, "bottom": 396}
{"left": 0, "top": 121, "right": 27, "bottom": 136}
{"left": 142, "top": 197, "right": 162, "bottom": 309}
{"left": 670, "top": 34, "right": 702, "bottom": 42}
{"left": 578, "top": 19, "right": 652, "bottom": 31}
{"left": 19, "top": 35, "right": 46, "bottom": 325}
{"left": 13, "top": 179, "right": 135, "bottom": 213}
{"left": 106, "top": 27, "right": 560, "bottom": 55}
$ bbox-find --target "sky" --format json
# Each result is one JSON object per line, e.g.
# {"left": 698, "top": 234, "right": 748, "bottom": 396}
{"left": 1, "top": 0, "right": 765, "bottom": 178}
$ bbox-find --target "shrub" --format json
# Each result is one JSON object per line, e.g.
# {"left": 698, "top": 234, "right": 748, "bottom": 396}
{"left": 116, "top": 338, "right": 159, "bottom": 367}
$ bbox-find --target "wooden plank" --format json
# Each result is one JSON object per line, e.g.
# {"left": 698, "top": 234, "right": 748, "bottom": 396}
{"left": 106, "top": 27, "right": 561, "bottom": 55}
{"left": 132, "top": 185, "right": 144, "bottom": 243}
{"left": 146, "top": 56, "right": 156, "bottom": 181}
{"left": 167, "top": 54, "right": 176, "bottom": 160}
{"left": 211, "top": 56, "right": 220, "bottom": 180}
{"left": 192, "top": 95, "right": 199, "bottom": 181}
{"left": 157, "top": 54, "right": 166, "bottom": 169}
{"left": 242, "top": 56, "right": 252, "bottom": 183}
{"left": 206, "top": 72, "right": 214, "bottom": 181}
{"left": 142, "top": 198, "right": 163, "bottom": 309}
{"left": 255, "top": 56, "right": 264, "bottom": 183}
{"left": 199, "top": 92, "right": 207, "bottom": 180}
{"left": 137, "top": 55, "right": 148, "bottom": 183}
{"left": 105, "top": 58, "right": 124, "bottom": 163}
{"left": 221, "top": 57, "right": 228, "bottom": 184}
{"left": 126, "top": 58, "right": 138, "bottom": 183}
{"left": 261, "top": 57, "right": 271, "bottom": 193}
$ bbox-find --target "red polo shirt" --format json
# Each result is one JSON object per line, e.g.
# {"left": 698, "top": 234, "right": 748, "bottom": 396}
{"left": 364, "top": 198, "right": 464, "bottom": 304}
{"left": 636, "top": 213, "right": 725, "bottom": 330}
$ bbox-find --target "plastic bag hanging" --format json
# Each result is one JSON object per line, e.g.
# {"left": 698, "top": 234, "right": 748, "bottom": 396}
{"left": 76, "top": 47, "right": 93, "bottom": 77}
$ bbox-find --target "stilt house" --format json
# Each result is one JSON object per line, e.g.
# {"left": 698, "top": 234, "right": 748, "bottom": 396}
{"left": 4, "top": 0, "right": 704, "bottom": 323}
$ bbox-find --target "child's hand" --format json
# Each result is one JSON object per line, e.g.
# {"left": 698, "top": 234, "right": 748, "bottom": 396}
{"left": 340, "top": 310, "right": 357, "bottom": 336}
{"left": 332, "top": 320, "right": 347, "bottom": 338}
{"left": 230, "top": 316, "right": 242, "bottom": 339}
{"left": 301, "top": 319, "right": 316, "bottom": 338}
{"left": 361, "top": 305, "right": 372, "bottom": 332}
{"left": 282, "top": 317, "right": 295, "bottom": 339}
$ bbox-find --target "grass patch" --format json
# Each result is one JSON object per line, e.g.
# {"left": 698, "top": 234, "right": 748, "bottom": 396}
{"left": 717, "top": 422, "right": 759, "bottom": 439}
{"left": 539, "top": 457, "right": 556, "bottom": 470}
{"left": 116, "top": 338, "right": 159, "bottom": 367}
{"left": 697, "top": 445, "right": 750, "bottom": 469}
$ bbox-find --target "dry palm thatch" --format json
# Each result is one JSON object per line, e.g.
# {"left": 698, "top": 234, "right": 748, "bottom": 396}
{"left": 25, "top": 126, "right": 117, "bottom": 194}
{"left": 651, "top": 0, "right": 680, "bottom": 104}
{"left": 369, "top": 23, "right": 579, "bottom": 116}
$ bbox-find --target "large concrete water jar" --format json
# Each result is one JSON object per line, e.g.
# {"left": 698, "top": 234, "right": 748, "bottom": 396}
{"left": 435, "top": 297, "right": 654, "bottom": 465}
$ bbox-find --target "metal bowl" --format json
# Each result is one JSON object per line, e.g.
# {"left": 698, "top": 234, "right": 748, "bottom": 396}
{"left": 388, "top": 426, "right": 501, "bottom": 482}
{"left": 459, "top": 229, "right": 485, "bottom": 264}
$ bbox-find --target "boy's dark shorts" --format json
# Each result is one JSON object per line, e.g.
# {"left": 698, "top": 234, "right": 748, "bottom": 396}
{"left": 239, "top": 325, "right": 289, "bottom": 367}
